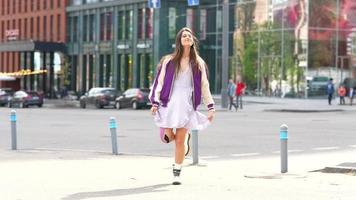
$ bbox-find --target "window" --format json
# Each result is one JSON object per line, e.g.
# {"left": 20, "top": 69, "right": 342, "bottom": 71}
{"left": 37, "top": 16, "right": 40, "bottom": 40}
{"left": 7, "top": 0, "right": 10, "bottom": 14}
{"left": 89, "top": 14, "right": 95, "bottom": 41}
{"left": 0, "top": 54, "right": 3, "bottom": 72}
{"left": 125, "top": 10, "right": 133, "bottom": 40}
{"left": 58, "top": 0, "right": 61, "bottom": 7}
{"left": 168, "top": 8, "right": 177, "bottom": 39}
{"left": 106, "top": 12, "right": 112, "bottom": 40}
{"left": 30, "top": 18, "right": 33, "bottom": 39}
{"left": 43, "top": 0, "right": 47, "bottom": 10}
{"left": 83, "top": 15, "right": 88, "bottom": 41}
{"left": 0, "top": 21, "right": 5, "bottom": 40}
{"left": 50, "top": 0, "right": 54, "bottom": 9}
{"left": 24, "top": 18, "right": 27, "bottom": 38}
{"left": 73, "top": 16, "right": 78, "bottom": 42}
{"left": 72, "top": 0, "right": 81, "bottom": 6}
{"left": 50, "top": 15, "right": 53, "bottom": 41}
{"left": 43, "top": 16, "right": 47, "bottom": 40}
{"left": 137, "top": 8, "right": 144, "bottom": 39}
{"left": 67, "top": 17, "right": 72, "bottom": 42}
{"left": 1, "top": 0, "right": 4, "bottom": 15}
{"left": 57, "top": 14, "right": 61, "bottom": 41}
{"left": 18, "top": 19, "right": 22, "bottom": 39}
{"left": 37, "top": 0, "right": 40, "bottom": 10}
{"left": 117, "top": 11, "right": 125, "bottom": 40}
{"left": 31, "top": 0, "right": 34, "bottom": 11}
{"left": 200, "top": 9, "right": 207, "bottom": 40}
{"left": 24, "top": 0, "right": 27, "bottom": 12}
{"left": 19, "top": 0, "right": 22, "bottom": 13}
{"left": 146, "top": 8, "right": 153, "bottom": 39}
{"left": 12, "top": 0, "right": 15, "bottom": 13}
{"left": 99, "top": 13, "right": 105, "bottom": 40}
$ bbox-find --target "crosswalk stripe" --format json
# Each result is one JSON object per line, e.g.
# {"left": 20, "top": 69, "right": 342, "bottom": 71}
{"left": 272, "top": 149, "right": 304, "bottom": 154}
{"left": 312, "top": 147, "right": 340, "bottom": 151}
{"left": 231, "top": 153, "right": 260, "bottom": 157}
{"left": 199, "top": 156, "right": 219, "bottom": 159}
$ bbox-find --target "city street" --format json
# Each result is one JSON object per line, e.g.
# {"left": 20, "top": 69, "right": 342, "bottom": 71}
{"left": 1, "top": 100, "right": 356, "bottom": 160}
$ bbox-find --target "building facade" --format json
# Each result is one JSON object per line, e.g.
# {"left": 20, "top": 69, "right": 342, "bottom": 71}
{"left": 232, "top": 0, "right": 356, "bottom": 97}
{"left": 3, "top": 0, "right": 355, "bottom": 99}
{"left": 0, "top": 0, "right": 68, "bottom": 97}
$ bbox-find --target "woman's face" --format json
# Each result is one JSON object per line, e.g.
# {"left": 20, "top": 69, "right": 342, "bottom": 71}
{"left": 180, "top": 30, "right": 193, "bottom": 47}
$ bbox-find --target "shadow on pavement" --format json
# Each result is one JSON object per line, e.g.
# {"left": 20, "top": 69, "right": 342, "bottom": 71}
{"left": 61, "top": 183, "right": 171, "bottom": 200}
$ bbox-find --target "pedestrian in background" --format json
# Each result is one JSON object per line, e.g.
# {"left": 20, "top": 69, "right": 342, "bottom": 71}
{"left": 326, "top": 78, "right": 334, "bottom": 105}
{"left": 350, "top": 86, "right": 356, "bottom": 106}
{"left": 235, "top": 76, "right": 246, "bottom": 109}
{"left": 337, "top": 84, "right": 346, "bottom": 105}
{"left": 227, "top": 79, "right": 237, "bottom": 111}
{"left": 149, "top": 27, "right": 215, "bottom": 185}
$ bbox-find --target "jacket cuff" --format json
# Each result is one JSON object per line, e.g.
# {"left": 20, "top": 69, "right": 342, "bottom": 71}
{"left": 152, "top": 102, "right": 159, "bottom": 107}
{"left": 207, "top": 103, "right": 215, "bottom": 111}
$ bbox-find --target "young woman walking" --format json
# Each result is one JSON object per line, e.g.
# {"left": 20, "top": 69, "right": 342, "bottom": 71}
{"left": 149, "top": 27, "right": 215, "bottom": 185}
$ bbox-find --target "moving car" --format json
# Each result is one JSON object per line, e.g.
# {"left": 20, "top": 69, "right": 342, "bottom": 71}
{"left": 9, "top": 91, "right": 43, "bottom": 108}
{"left": 115, "top": 88, "right": 151, "bottom": 109}
{"left": 80, "top": 87, "right": 120, "bottom": 109}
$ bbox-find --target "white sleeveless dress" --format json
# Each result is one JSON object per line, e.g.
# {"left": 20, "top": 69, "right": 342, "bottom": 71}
{"left": 154, "top": 66, "right": 210, "bottom": 131}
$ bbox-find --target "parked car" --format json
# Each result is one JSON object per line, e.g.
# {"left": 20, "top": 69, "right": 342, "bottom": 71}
{"left": 9, "top": 91, "right": 43, "bottom": 108}
{"left": 0, "top": 88, "right": 13, "bottom": 106}
{"left": 79, "top": 87, "right": 120, "bottom": 109}
{"left": 115, "top": 88, "right": 151, "bottom": 110}
{"left": 308, "top": 76, "right": 329, "bottom": 96}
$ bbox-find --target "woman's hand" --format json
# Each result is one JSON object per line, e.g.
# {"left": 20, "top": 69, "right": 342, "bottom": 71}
{"left": 207, "top": 110, "right": 215, "bottom": 122}
{"left": 151, "top": 106, "right": 158, "bottom": 115}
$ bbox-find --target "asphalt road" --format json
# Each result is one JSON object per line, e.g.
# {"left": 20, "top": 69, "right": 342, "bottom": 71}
{"left": 1, "top": 106, "right": 356, "bottom": 160}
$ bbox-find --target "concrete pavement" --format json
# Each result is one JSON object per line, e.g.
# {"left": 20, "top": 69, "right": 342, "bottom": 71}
{"left": 0, "top": 149, "right": 355, "bottom": 200}
{"left": 3, "top": 96, "right": 355, "bottom": 199}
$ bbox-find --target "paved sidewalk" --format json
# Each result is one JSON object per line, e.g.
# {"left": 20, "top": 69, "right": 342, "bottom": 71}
{"left": 214, "top": 95, "right": 356, "bottom": 112}
{"left": 0, "top": 149, "right": 355, "bottom": 200}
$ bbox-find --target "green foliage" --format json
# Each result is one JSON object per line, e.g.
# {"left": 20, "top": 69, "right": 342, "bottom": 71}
{"left": 241, "top": 34, "right": 257, "bottom": 88}
{"left": 238, "top": 21, "right": 304, "bottom": 95}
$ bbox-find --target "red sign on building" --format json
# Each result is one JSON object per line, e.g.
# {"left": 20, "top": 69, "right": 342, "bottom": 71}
{"left": 5, "top": 29, "right": 19, "bottom": 40}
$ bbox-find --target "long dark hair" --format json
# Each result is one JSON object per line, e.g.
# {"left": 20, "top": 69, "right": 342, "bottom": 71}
{"left": 171, "top": 27, "right": 200, "bottom": 75}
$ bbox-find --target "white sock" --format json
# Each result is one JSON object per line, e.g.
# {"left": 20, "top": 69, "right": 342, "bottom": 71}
{"left": 173, "top": 163, "right": 182, "bottom": 170}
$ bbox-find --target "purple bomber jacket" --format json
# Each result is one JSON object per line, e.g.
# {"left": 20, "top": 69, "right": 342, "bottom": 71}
{"left": 149, "top": 56, "right": 215, "bottom": 111}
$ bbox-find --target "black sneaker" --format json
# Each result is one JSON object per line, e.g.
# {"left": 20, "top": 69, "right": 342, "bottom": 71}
{"left": 184, "top": 132, "right": 191, "bottom": 156}
{"left": 172, "top": 167, "right": 182, "bottom": 185}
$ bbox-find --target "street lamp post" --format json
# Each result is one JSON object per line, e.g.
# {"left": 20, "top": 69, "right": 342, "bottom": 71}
{"left": 221, "top": 0, "right": 229, "bottom": 108}
{"left": 335, "top": 0, "right": 340, "bottom": 75}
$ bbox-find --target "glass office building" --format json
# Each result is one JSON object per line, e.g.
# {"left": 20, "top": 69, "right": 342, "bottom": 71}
{"left": 233, "top": 0, "right": 356, "bottom": 97}
{"left": 66, "top": 0, "right": 227, "bottom": 94}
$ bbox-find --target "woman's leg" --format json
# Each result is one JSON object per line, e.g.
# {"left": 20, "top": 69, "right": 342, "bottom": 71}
{"left": 171, "top": 128, "right": 188, "bottom": 185}
{"left": 174, "top": 128, "right": 188, "bottom": 164}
